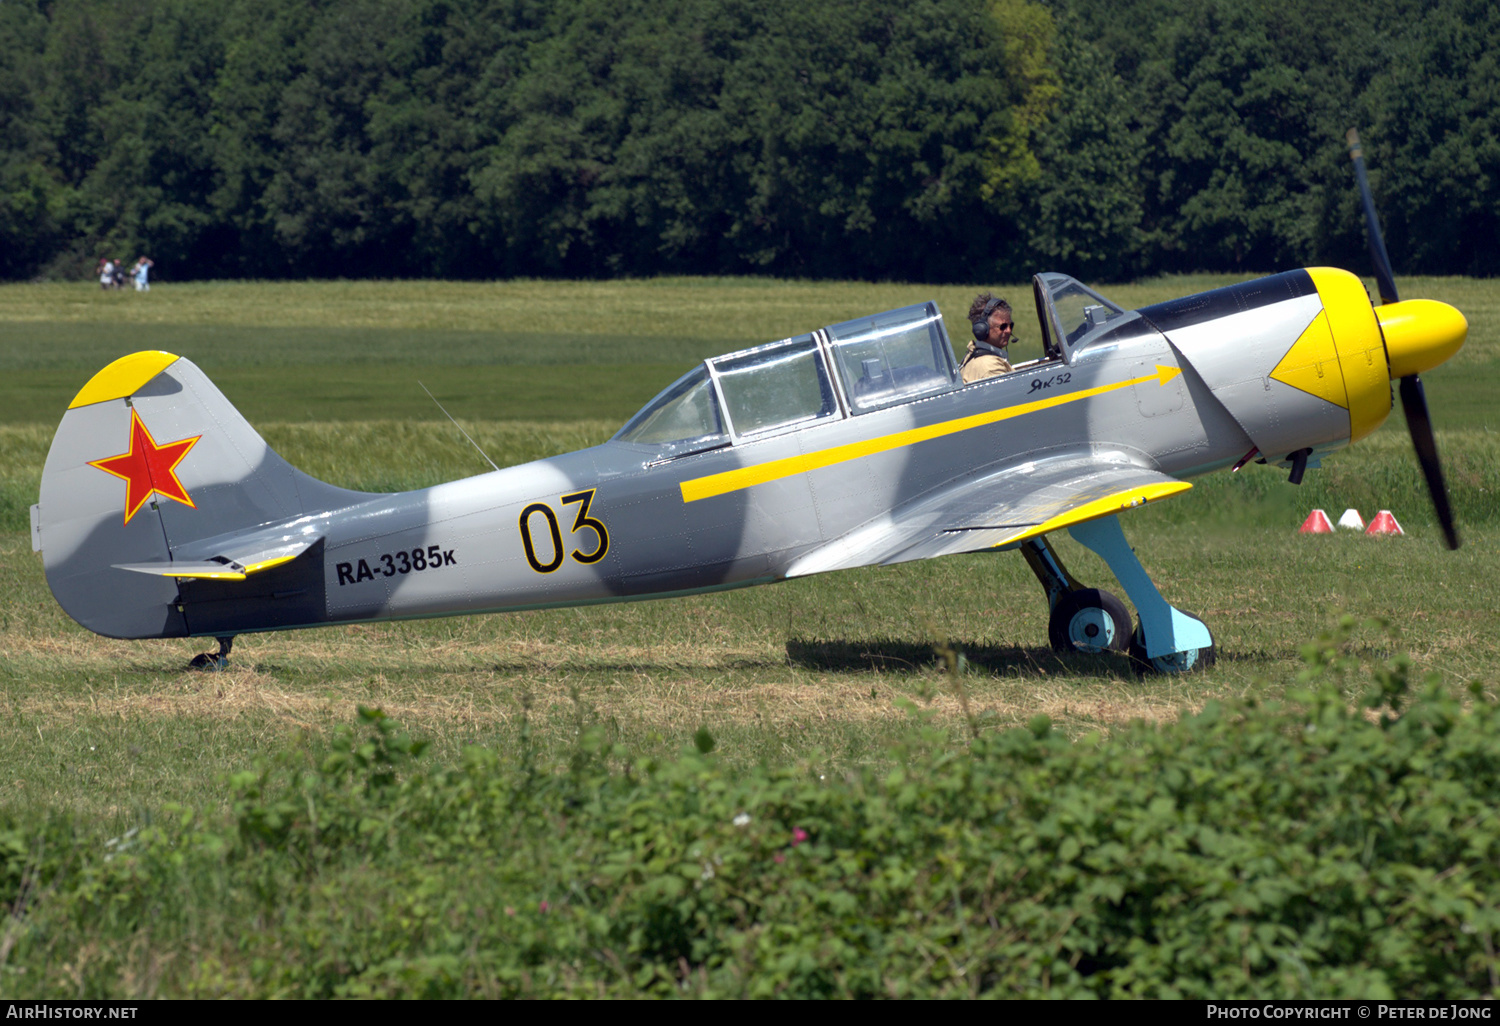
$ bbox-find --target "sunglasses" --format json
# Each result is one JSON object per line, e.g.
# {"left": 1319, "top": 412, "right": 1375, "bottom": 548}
{"left": 994, "top": 322, "right": 1013, "bottom": 331}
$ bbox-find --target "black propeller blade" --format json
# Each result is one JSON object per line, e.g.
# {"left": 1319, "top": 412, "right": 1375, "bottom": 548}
{"left": 1399, "top": 375, "right": 1460, "bottom": 549}
{"left": 1347, "top": 129, "right": 1400, "bottom": 305}
{"left": 1347, "top": 127, "right": 1460, "bottom": 549}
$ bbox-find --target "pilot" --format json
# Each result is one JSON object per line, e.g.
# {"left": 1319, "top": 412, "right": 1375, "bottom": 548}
{"left": 960, "top": 292, "right": 1014, "bottom": 383}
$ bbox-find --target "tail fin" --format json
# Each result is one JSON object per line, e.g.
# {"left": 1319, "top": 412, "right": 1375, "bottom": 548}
{"left": 37, "top": 352, "right": 365, "bottom": 639}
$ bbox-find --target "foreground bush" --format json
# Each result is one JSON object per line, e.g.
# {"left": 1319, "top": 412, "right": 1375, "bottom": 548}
{"left": 3, "top": 620, "right": 1498, "bottom": 998}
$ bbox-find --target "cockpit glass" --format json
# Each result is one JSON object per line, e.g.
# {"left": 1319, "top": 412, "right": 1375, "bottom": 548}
{"left": 1042, "top": 274, "right": 1127, "bottom": 350}
{"left": 711, "top": 333, "right": 837, "bottom": 438}
{"left": 825, "top": 302, "right": 957, "bottom": 412}
{"left": 612, "top": 364, "right": 727, "bottom": 457}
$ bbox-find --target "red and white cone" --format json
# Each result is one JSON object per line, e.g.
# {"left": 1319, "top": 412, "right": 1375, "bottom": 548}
{"left": 1299, "top": 509, "right": 1334, "bottom": 534}
{"left": 1365, "top": 510, "right": 1405, "bottom": 536}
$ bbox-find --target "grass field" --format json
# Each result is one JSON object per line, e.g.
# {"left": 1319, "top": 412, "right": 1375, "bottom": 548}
{"left": 1, "top": 274, "right": 1497, "bottom": 834}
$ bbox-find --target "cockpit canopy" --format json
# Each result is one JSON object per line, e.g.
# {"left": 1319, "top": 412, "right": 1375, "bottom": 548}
{"left": 613, "top": 301, "right": 958, "bottom": 457}
{"left": 825, "top": 303, "right": 956, "bottom": 413}
{"left": 1033, "top": 272, "right": 1131, "bottom": 363}
{"left": 612, "top": 281, "right": 1141, "bottom": 458}
{"left": 610, "top": 363, "right": 727, "bottom": 460}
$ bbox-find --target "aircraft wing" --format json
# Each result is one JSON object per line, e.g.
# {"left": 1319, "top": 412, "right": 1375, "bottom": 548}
{"left": 783, "top": 452, "right": 1190, "bottom": 578}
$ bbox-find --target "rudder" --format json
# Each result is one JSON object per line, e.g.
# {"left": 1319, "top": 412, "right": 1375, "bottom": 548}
{"left": 36, "top": 352, "right": 367, "bottom": 639}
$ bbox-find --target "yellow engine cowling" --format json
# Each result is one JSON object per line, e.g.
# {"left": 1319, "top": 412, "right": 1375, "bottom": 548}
{"left": 1278, "top": 268, "right": 1465, "bottom": 446}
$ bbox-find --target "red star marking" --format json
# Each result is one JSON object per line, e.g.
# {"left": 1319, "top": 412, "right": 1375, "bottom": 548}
{"left": 88, "top": 409, "right": 201, "bottom": 525}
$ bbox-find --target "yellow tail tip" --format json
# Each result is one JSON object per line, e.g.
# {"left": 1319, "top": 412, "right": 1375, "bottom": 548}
{"left": 1378, "top": 300, "right": 1467, "bottom": 379}
{"left": 68, "top": 351, "right": 181, "bottom": 409}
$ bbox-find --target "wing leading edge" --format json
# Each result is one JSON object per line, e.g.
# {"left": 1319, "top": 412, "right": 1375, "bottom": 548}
{"left": 783, "top": 453, "right": 1190, "bottom": 578}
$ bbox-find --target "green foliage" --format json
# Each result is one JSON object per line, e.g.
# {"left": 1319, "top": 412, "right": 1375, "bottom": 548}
{"left": 1364, "top": 0, "right": 1500, "bottom": 277}
{"left": 1017, "top": 22, "right": 1144, "bottom": 280}
{"left": 470, "top": 0, "right": 1051, "bottom": 280}
{"left": 0, "top": 0, "right": 1060, "bottom": 282}
{"left": 1034, "top": 0, "right": 1500, "bottom": 278}
{"left": 6, "top": 627, "right": 1500, "bottom": 997}
{"left": 7, "top": 0, "right": 1494, "bottom": 280}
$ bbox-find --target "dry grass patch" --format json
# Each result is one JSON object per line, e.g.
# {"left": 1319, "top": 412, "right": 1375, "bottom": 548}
{"left": 9, "top": 653, "right": 1209, "bottom": 742}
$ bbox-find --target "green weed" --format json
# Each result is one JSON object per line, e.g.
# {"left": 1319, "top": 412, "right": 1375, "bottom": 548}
{"left": 3, "top": 631, "right": 1499, "bottom": 998}
{"left": 1, "top": 277, "right": 1497, "bottom": 996}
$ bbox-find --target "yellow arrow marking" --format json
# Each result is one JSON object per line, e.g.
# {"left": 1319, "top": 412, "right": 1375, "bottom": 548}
{"left": 1268, "top": 310, "right": 1350, "bottom": 409}
{"left": 681, "top": 364, "right": 1183, "bottom": 503}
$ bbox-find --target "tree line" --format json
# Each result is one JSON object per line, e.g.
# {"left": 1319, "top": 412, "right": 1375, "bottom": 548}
{"left": 0, "top": 0, "right": 1494, "bottom": 283}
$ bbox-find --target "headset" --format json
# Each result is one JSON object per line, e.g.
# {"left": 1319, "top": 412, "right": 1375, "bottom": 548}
{"left": 971, "top": 296, "right": 1011, "bottom": 344}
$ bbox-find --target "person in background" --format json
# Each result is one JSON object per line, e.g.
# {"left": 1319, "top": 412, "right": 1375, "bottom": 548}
{"left": 132, "top": 256, "right": 153, "bottom": 292}
{"left": 959, "top": 292, "right": 1014, "bottom": 383}
{"left": 98, "top": 258, "right": 114, "bottom": 290}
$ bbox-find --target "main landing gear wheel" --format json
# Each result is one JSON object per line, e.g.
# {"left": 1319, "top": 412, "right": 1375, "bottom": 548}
{"left": 1048, "top": 589, "right": 1132, "bottom": 654}
{"left": 1128, "top": 617, "right": 1215, "bottom": 674}
{"left": 188, "top": 636, "right": 235, "bottom": 672}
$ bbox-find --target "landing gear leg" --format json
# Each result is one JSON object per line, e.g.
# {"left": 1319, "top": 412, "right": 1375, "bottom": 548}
{"left": 1066, "top": 516, "right": 1214, "bottom": 673}
{"left": 1021, "top": 537, "right": 1131, "bottom": 655}
{"left": 189, "top": 635, "right": 235, "bottom": 671}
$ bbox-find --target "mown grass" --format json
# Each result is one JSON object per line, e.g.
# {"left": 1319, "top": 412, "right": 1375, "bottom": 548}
{"left": 1, "top": 277, "right": 1497, "bottom": 830}
{"left": 4, "top": 507, "right": 1499, "bottom": 829}
{"left": 2, "top": 275, "right": 1493, "bottom": 352}
{"left": 2, "top": 277, "right": 1499, "bottom": 997}
{"left": 3, "top": 274, "right": 1492, "bottom": 426}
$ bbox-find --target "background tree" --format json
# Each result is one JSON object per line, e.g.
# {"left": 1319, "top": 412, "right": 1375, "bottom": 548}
{"left": 1362, "top": 0, "right": 1500, "bottom": 277}
{"left": 0, "top": 3, "right": 64, "bottom": 279}
{"left": 0, "top": 0, "right": 1495, "bottom": 281}
{"left": 1016, "top": 26, "right": 1143, "bottom": 281}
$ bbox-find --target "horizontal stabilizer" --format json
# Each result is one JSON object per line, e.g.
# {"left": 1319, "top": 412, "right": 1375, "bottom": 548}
{"left": 115, "top": 560, "right": 253, "bottom": 581}
{"left": 112, "top": 535, "right": 317, "bottom": 581}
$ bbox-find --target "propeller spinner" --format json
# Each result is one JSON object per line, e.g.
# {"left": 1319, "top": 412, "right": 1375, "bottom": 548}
{"left": 1347, "top": 128, "right": 1465, "bottom": 549}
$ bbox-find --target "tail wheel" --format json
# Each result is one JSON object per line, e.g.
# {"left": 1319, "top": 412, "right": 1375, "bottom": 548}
{"left": 1128, "top": 616, "right": 1216, "bottom": 674}
{"left": 1048, "top": 589, "right": 1131, "bottom": 654}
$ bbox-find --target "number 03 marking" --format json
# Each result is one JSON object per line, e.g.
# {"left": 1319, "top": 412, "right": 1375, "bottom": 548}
{"left": 518, "top": 489, "right": 611, "bottom": 574}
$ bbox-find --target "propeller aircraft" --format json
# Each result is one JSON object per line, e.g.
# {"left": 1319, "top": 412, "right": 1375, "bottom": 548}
{"left": 30, "top": 132, "right": 1467, "bottom": 672}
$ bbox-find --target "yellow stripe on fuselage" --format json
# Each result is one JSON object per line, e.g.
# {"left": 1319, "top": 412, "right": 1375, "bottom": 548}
{"left": 680, "top": 364, "right": 1183, "bottom": 503}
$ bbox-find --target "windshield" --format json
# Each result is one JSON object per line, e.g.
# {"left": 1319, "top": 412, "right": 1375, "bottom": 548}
{"left": 612, "top": 364, "right": 727, "bottom": 457}
{"left": 1037, "top": 273, "right": 1127, "bottom": 354}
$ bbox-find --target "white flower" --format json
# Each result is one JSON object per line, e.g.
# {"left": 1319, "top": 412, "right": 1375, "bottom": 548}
{"left": 732, "top": 812, "right": 751, "bottom": 827}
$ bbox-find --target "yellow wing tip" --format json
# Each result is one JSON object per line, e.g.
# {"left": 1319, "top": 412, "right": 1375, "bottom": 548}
{"left": 993, "top": 480, "right": 1193, "bottom": 548}
{"left": 68, "top": 351, "right": 180, "bottom": 410}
